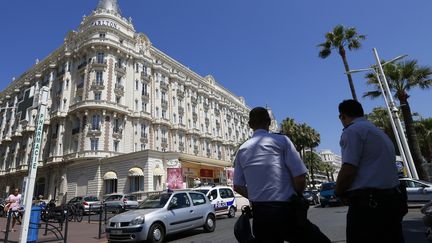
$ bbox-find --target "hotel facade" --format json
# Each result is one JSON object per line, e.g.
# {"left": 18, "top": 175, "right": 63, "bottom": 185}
{"left": 0, "top": 0, "right": 252, "bottom": 201}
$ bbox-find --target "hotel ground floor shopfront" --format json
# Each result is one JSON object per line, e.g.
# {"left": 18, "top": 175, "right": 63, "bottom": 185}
{"left": 0, "top": 150, "right": 235, "bottom": 202}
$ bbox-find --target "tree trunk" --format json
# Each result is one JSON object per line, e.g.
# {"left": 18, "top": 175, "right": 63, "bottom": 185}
{"left": 339, "top": 47, "right": 358, "bottom": 101}
{"left": 398, "top": 94, "right": 428, "bottom": 180}
{"left": 309, "top": 148, "right": 315, "bottom": 187}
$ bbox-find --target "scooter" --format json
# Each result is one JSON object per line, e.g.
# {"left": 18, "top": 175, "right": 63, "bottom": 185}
{"left": 0, "top": 201, "right": 5, "bottom": 217}
{"left": 421, "top": 201, "right": 432, "bottom": 242}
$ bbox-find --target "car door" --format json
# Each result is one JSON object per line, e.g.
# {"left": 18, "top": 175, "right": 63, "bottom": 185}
{"left": 402, "top": 179, "right": 426, "bottom": 202}
{"left": 188, "top": 192, "right": 208, "bottom": 226}
{"left": 412, "top": 181, "right": 432, "bottom": 202}
{"left": 166, "top": 193, "right": 194, "bottom": 231}
{"left": 208, "top": 189, "right": 224, "bottom": 213}
{"left": 217, "top": 189, "right": 231, "bottom": 214}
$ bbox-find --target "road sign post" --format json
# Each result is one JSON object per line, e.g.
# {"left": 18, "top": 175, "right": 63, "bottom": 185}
{"left": 19, "top": 86, "right": 49, "bottom": 243}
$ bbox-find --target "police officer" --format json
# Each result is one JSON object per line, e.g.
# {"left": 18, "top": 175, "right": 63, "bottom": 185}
{"left": 335, "top": 99, "right": 406, "bottom": 243}
{"left": 233, "top": 107, "right": 330, "bottom": 243}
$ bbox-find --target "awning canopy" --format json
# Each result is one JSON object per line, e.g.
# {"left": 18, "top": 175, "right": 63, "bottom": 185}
{"left": 128, "top": 167, "right": 144, "bottom": 177}
{"left": 153, "top": 167, "right": 165, "bottom": 176}
{"left": 103, "top": 171, "right": 117, "bottom": 180}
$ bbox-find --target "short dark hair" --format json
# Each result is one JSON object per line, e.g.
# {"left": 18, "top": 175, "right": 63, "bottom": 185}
{"left": 249, "top": 107, "right": 271, "bottom": 127}
{"left": 338, "top": 99, "right": 364, "bottom": 118}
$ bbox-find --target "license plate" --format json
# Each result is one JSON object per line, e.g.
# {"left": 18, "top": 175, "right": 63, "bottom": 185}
{"left": 111, "top": 230, "right": 122, "bottom": 235}
{"left": 329, "top": 199, "right": 337, "bottom": 202}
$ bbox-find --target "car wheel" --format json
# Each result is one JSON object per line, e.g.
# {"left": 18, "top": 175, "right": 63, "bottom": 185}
{"left": 203, "top": 214, "right": 216, "bottom": 232}
{"left": 228, "top": 206, "right": 236, "bottom": 218}
{"left": 148, "top": 223, "right": 165, "bottom": 243}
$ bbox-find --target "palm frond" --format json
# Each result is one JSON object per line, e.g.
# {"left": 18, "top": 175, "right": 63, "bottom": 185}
{"left": 363, "top": 90, "right": 382, "bottom": 99}
{"left": 318, "top": 49, "right": 331, "bottom": 58}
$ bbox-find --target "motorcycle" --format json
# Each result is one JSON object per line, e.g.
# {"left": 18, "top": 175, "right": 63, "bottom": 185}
{"left": 421, "top": 201, "right": 432, "bottom": 242}
{"left": 41, "top": 199, "right": 66, "bottom": 223}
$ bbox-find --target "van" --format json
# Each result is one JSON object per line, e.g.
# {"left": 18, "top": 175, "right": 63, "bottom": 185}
{"left": 193, "top": 185, "right": 237, "bottom": 218}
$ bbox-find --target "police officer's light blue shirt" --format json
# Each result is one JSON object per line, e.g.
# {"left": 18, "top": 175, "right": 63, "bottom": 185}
{"left": 340, "top": 117, "right": 399, "bottom": 191}
{"left": 233, "top": 129, "right": 307, "bottom": 202}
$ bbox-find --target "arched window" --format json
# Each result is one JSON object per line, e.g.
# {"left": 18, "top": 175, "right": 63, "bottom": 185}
{"left": 128, "top": 168, "right": 144, "bottom": 192}
{"left": 103, "top": 171, "right": 118, "bottom": 194}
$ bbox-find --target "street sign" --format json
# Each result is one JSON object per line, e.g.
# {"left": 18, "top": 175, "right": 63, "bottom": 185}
{"left": 19, "top": 86, "right": 49, "bottom": 243}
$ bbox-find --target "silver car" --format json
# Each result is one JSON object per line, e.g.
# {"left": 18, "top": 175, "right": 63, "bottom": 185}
{"left": 106, "top": 191, "right": 216, "bottom": 242}
{"left": 104, "top": 194, "right": 139, "bottom": 214}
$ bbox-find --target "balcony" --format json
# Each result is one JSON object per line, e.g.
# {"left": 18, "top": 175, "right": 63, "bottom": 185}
{"left": 141, "top": 92, "right": 150, "bottom": 101}
{"left": 161, "top": 99, "right": 168, "bottom": 108}
{"left": 140, "top": 134, "right": 148, "bottom": 143}
{"left": 91, "top": 60, "right": 107, "bottom": 70}
{"left": 203, "top": 102, "right": 210, "bottom": 110}
{"left": 69, "top": 100, "right": 129, "bottom": 115}
{"left": 114, "top": 83, "right": 124, "bottom": 96}
{"left": 141, "top": 71, "right": 151, "bottom": 82}
{"left": 115, "top": 64, "right": 126, "bottom": 76}
{"left": 113, "top": 128, "right": 123, "bottom": 139}
{"left": 161, "top": 138, "right": 168, "bottom": 148}
{"left": 192, "top": 112, "right": 198, "bottom": 120}
{"left": 160, "top": 82, "right": 168, "bottom": 90}
{"left": 178, "top": 106, "right": 184, "bottom": 115}
{"left": 91, "top": 81, "right": 105, "bottom": 90}
{"left": 88, "top": 128, "right": 102, "bottom": 136}
{"left": 177, "top": 89, "right": 185, "bottom": 98}
{"left": 64, "top": 151, "right": 122, "bottom": 161}
{"left": 191, "top": 97, "right": 197, "bottom": 104}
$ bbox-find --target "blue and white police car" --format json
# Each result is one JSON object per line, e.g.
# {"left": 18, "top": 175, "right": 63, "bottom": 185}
{"left": 193, "top": 185, "right": 237, "bottom": 218}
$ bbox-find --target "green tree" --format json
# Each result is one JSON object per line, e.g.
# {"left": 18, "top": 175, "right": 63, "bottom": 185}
{"left": 318, "top": 25, "right": 366, "bottom": 101}
{"left": 364, "top": 60, "right": 432, "bottom": 180}
{"left": 366, "top": 107, "right": 400, "bottom": 155}
{"left": 415, "top": 118, "right": 432, "bottom": 163}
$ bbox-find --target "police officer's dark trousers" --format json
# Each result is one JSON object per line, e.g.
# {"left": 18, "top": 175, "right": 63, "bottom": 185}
{"left": 347, "top": 188, "right": 405, "bottom": 243}
{"left": 251, "top": 201, "right": 330, "bottom": 243}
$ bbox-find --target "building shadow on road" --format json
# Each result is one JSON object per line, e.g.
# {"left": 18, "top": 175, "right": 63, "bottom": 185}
{"left": 403, "top": 219, "right": 428, "bottom": 243}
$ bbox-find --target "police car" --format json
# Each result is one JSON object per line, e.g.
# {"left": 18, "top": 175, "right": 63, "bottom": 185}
{"left": 193, "top": 185, "right": 237, "bottom": 218}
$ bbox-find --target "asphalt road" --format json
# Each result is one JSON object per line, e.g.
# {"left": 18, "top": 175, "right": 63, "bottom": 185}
{"left": 164, "top": 206, "right": 429, "bottom": 243}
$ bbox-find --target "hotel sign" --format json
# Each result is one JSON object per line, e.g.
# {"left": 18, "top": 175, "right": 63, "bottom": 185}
{"left": 90, "top": 19, "right": 120, "bottom": 30}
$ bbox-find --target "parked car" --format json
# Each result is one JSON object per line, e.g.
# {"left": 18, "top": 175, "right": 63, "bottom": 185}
{"left": 399, "top": 178, "right": 432, "bottom": 203}
{"left": 68, "top": 196, "right": 102, "bottom": 213}
{"left": 319, "top": 182, "right": 340, "bottom": 207}
{"left": 106, "top": 191, "right": 216, "bottom": 242}
{"left": 193, "top": 185, "right": 237, "bottom": 218}
{"left": 104, "top": 194, "right": 139, "bottom": 214}
{"left": 303, "top": 190, "right": 320, "bottom": 205}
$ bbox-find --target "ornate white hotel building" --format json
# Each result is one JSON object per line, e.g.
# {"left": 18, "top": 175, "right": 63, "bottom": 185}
{"left": 0, "top": 0, "right": 252, "bottom": 201}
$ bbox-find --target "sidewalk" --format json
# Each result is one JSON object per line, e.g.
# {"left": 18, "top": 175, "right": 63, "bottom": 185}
{"left": 0, "top": 219, "right": 107, "bottom": 243}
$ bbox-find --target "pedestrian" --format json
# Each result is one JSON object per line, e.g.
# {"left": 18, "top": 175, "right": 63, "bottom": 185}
{"left": 335, "top": 99, "right": 407, "bottom": 243}
{"left": 6, "top": 188, "right": 23, "bottom": 232}
{"left": 233, "top": 107, "right": 331, "bottom": 243}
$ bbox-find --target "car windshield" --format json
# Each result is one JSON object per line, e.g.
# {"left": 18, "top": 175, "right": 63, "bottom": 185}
{"left": 138, "top": 194, "right": 171, "bottom": 209}
{"left": 84, "top": 196, "right": 99, "bottom": 202}
{"left": 321, "top": 183, "right": 335, "bottom": 191}
{"left": 195, "top": 189, "right": 209, "bottom": 195}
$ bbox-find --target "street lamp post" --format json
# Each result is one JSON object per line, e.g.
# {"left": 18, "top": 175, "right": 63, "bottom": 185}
{"left": 372, "top": 48, "right": 419, "bottom": 179}
{"left": 347, "top": 48, "right": 419, "bottom": 179}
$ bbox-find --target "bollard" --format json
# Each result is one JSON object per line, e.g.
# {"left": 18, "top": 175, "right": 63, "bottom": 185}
{"left": 64, "top": 209, "right": 69, "bottom": 243}
{"left": 4, "top": 210, "right": 12, "bottom": 243}
{"left": 44, "top": 212, "right": 49, "bottom": 235}
{"left": 88, "top": 204, "right": 92, "bottom": 224}
{"left": 98, "top": 206, "right": 103, "bottom": 239}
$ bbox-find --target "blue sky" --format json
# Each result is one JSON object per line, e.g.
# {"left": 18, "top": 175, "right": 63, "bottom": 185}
{"left": 1, "top": 0, "right": 432, "bottom": 154}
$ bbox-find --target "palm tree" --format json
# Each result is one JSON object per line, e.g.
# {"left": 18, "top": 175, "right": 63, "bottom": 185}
{"left": 364, "top": 59, "right": 432, "bottom": 180}
{"left": 318, "top": 25, "right": 366, "bottom": 101}
{"left": 415, "top": 118, "right": 432, "bottom": 163}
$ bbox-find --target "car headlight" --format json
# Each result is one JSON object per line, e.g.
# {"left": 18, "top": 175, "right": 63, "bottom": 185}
{"left": 130, "top": 216, "right": 145, "bottom": 226}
